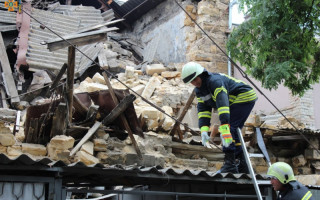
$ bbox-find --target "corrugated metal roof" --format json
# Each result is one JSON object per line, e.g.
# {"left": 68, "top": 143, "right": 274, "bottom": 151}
{"left": 0, "top": 8, "right": 17, "bottom": 32}
{"left": 0, "top": 153, "right": 269, "bottom": 185}
{"left": 24, "top": 5, "right": 105, "bottom": 76}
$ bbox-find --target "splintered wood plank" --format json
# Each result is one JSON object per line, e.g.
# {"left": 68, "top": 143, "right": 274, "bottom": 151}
{"left": 102, "top": 72, "right": 142, "bottom": 159}
{"left": 169, "top": 88, "right": 196, "bottom": 140}
{"left": 69, "top": 94, "right": 136, "bottom": 157}
{"left": 50, "top": 103, "right": 67, "bottom": 137}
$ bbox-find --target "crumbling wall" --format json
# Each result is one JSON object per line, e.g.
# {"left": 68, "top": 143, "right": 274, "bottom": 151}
{"left": 290, "top": 90, "right": 315, "bottom": 129}
{"left": 185, "top": 0, "right": 229, "bottom": 73}
{"left": 127, "top": 0, "right": 187, "bottom": 65}
{"left": 125, "top": 0, "right": 230, "bottom": 73}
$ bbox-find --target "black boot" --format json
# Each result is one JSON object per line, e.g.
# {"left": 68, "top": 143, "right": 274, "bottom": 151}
{"left": 218, "top": 152, "right": 239, "bottom": 173}
{"left": 236, "top": 152, "right": 249, "bottom": 174}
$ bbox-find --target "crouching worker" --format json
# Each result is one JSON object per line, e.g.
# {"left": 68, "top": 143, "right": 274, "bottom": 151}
{"left": 181, "top": 62, "right": 257, "bottom": 173}
{"left": 267, "top": 162, "right": 314, "bottom": 200}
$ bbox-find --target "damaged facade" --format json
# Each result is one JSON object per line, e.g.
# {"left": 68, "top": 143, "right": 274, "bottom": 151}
{"left": 0, "top": 0, "right": 320, "bottom": 199}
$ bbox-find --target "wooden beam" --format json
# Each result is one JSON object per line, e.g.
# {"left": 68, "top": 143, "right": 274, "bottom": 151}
{"left": 102, "top": 72, "right": 143, "bottom": 159}
{"left": 101, "top": 94, "right": 136, "bottom": 125}
{"left": 69, "top": 93, "right": 136, "bottom": 156}
{"left": 46, "top": 63, "right": 67, "bottom": 97}
{"left": 46, "top": 28, "right": 118, "bottom": 51}
{"left": 169, "top": 88, "right": 196, "bottom": 140}
{"left": 66, "top": 46, "right": 76, "bottom": 124}
{"left": 50, "top": 103, "right": 67, "bottom": 138}
{"left": 0, "top": 33, "right": 19, "bottom": 104}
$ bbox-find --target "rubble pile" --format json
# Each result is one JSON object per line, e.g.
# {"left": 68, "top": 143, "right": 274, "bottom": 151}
{"left": 0, "top": 31, "right": 320, "bottom": 177}
{"left": 0, "top": 2, "right": 319, "bottom": 188}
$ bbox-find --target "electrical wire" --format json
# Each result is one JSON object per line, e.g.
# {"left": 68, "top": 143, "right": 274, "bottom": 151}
{"left": 18, "top": 7, "right": 223, "bottom": 149}
{"left": 18, "top": 2, "right": 319, "bottom": 155}
{"left": 174, "top": 0, "right": 320, "bottom": 155}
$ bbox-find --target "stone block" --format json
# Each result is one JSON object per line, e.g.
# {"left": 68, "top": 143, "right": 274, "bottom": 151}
{"left": 93, "top": 139, "right": 107, "bottom": 152}
{"left": 245, "top": 114, "right": 261, "bottom": 127}
{"left": 47, "top": 143, "right": 70, "bottom": 161}
{"left": 0, "top": 133, "right": 15, "bottom": 146}
{"left": 92, "top": 73, "right": 106, "bottom": 85}
{"left": 81, "top": 141, "right": 94, "bottom": 155}
{"left": 96, "top": 152, "right": 125, "bottom": 164}
{"left": 125, "top": 66, "right": 135, "bottom": 79}
{"left": 305, "top": 149, "right": 320, "bottom": 160}
{"left": 0, "top": 145, "right": 7, "bottom": 154}
{"left": 141, "top": 76, "right": 161, "bottom": 99}
{"left": 292, "top": 154, "right": 307, "bottom": 167}
{"left": 293, "top": 167, "right": 312, "bottom": 175}
{"left": 75, "top": 151, "right": 99, "bottom": 165}
{"left": 49, "top": 135, "right": 75, "bottom": 150}
{"left": 7, "top": 145, "right": 22, "bottom": 157}
{"left": 22, "top": 143, "right": 47, "bottom": 156}
{"left": 145, "top": 64, "right": 166, "bottom": 76}
{"left": 161, "top": 71, "right": 180, "bottom": 79}
{"left": 131, "top": 85, "right": 145, "bottom": 96}
{"left": 296, "top": 175, "right": 320, "bottom": 185}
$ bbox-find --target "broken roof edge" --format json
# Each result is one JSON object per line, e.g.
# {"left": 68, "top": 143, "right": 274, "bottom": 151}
{"left": 0, "top": 153, "right": 270, "bottom": 186}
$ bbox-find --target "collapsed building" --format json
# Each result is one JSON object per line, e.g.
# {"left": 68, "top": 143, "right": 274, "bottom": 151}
{"left": 0, "top": 0, "right": 319, "bottom": 199}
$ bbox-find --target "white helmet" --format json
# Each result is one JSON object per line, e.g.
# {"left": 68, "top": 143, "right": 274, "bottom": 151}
{"left": 181, "top": 62, "right": 204, "bottom": 83}
{"left": 267, "top": 162, "right": 296, "bottom": 184}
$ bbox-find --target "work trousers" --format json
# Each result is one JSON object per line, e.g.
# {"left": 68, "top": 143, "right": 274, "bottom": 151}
{"left": 223, "top": 101, "right": 255, "bottom": 154}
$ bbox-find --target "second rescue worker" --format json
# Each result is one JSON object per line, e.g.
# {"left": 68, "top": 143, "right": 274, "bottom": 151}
{"left": 181, "top": 62, "right": 258, "bottom": 173}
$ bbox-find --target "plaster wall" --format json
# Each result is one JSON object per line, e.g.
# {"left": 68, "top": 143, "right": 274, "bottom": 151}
{"left": 312, "top": 82, "right": 320, "bottom": 129}
{"left": 127, "top": 0, "right": 187, "bottom": 65}
{"left": 234, "top": 68, "right": 291, "bottom": 113}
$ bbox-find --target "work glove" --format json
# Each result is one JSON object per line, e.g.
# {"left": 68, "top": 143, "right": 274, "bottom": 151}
{"left": 201, "top": 131, "right": 210, "bottom": 147}
{"left": 219, "top": 124, "right": 233, "bottom": 148}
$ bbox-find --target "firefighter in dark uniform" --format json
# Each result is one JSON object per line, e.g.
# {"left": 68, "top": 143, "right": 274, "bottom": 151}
{"left": 267, "top": 162, "right": 314, "bottom": 200}
{"left": 181, "top": 62, "right": 257, "bottom": 173}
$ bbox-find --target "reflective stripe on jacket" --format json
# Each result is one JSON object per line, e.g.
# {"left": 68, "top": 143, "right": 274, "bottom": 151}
{"left": 196, "top": 71, "right": 257, "bottom": 128}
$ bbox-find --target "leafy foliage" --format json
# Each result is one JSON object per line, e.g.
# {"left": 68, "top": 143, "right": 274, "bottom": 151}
{"left": 227, "top": 0, "right": 320, "bottom": 96}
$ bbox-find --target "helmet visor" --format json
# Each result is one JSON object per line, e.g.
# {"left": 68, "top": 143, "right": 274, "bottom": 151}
{"left": 183, "top": 72, "right": 197, "bottom": 83}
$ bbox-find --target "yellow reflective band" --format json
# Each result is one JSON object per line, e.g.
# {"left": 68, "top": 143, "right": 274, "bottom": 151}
{"left": 201, "top": 126, "right": 210, "bottom": 132}
{"left": 198, "top": 111, "right": 211, "bottom": 119}
{"left": 235, "top": 143, "right": 241, "bottom": 146}
{"left": 218, "top": 106, "right": 230, "bottom": 115}
{"left": 302, "top": 191, "right": 312, "bottom": 200}
{"left": 229, "top": 90, "right": 257, "bottom": 105}
{"left": 229, "top": 95, "right": 236, "bottom": 102}
{"left": 213, "top": 86, "right": 227, "bottom": 101}
{"left": 197, "top": 97, "right": 204, "bottom": 103}
{"left": 221, "top": 73, "right": 246, "bottom": 84}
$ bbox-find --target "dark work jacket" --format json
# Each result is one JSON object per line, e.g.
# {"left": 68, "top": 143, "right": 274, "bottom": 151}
{"left": 277, "top": 181, "right": 314, "bottom": 200}
{"left": 196, "top": 71, "right": 257, "bottom": 129}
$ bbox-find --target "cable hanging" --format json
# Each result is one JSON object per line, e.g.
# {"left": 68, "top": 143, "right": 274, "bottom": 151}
{"left": 18, "top": 7, "right": 224, "bottom": 149}
{"left": 174, "top": 0, "right": 320, "bottom": 155}
{"left": 18, "top": 2, "right": 319, "bottom": 155}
